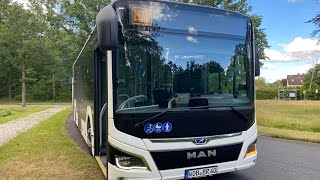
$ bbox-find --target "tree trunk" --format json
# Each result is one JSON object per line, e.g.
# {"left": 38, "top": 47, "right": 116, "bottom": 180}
{"left": 7, "top": 73, "right": 11, "bottom": 102}
{"left": 22, "top": 62, "right": 26, "bottom": 107}
{"left": 52, "top": 74, "right": 56, "bottom": 99}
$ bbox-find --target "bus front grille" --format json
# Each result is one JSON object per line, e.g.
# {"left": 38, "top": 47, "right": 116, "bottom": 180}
{"left": 150, "top": 143, "right": 243, "bottom": 170}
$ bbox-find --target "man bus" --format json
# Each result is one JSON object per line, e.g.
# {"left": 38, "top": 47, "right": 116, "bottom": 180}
{"left": 72, "top": 0, "right": 260, "bottom": 179}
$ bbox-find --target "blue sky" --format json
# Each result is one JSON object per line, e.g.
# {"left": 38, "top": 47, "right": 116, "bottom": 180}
{"left": 248, "top": 0, "right": 320, "bottom": 82}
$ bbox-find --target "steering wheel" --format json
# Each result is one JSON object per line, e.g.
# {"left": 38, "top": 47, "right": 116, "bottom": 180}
{"left": 118, "top": 95, "right": 147, "bottom": 109}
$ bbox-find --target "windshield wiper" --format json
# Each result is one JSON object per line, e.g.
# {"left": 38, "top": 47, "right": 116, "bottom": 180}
{"left": 228, "top": 106, "right": 248, "bottom": 121}
{"left": 188, "top": 105, "right": 248, "bottom": 121}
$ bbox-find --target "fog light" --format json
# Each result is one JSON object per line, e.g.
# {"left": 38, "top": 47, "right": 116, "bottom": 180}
{"left": 115, "top": 155, "right": 147, "bottom": 170}
{"left": 245, "top": 141, "right": 257, "bottom": 157}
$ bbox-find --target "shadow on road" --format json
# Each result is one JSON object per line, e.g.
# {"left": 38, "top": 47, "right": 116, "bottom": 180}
{"left": 66, "top": 114, "right": 91, "bottom": 155}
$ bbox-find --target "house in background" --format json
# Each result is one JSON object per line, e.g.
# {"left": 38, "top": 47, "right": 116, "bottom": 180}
{"left": 282, "top": 73, "right": 305, "bottom": 87}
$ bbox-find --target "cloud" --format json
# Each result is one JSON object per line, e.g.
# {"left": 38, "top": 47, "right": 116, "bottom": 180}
{"left": 187, "top": 36, "right": 198, "bottom": 43}
{"left": 151, "top": 3, "right": 177, "bottom": 21}
{"left": 260, "top": 61, "right": 312, "bottom": 83}
{"left": 264, "top": 49, "right": 288, "bottom": 61}
{"left": 12, "top": 0, "right": 30, "bottom": 9}
{"left": 264, "top": 37, "right": 320, "bottom": 62}
{"left": 261, "top": 62, "right": 275, "bottom": 70}
{"left": 188, "top": 26, "right": 197, "bottom": 35}
{"left": 165, "top": 48, "right": 170, "bottom": 62}
{"left": 174, "top": 55, "right": 204, "bottom": 60}
{"left": 298, "top": 63, "right": 313, "bottom": 74}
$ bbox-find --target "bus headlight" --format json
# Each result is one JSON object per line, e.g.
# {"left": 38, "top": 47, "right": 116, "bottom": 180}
{"left": 115, "top": 155, "right": 147, "bottom": 170}
{"left": 109, "top": 144, "right": 150, "bottom": 171}
{"left": 245, "top": 140, "right": 257, "bottom": 157}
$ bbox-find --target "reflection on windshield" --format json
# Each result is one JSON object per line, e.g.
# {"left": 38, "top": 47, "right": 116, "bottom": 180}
{"left": 115, "top": 29, "right": 252, "bottom": 113}
{"left": 114, "top": 2, "right": 253, "bottom": 113}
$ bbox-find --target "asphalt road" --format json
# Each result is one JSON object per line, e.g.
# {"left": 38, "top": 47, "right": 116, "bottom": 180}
{"left": 67, "top": 116, "right": 320, "bottom": 180}
{"left": 210, "top": 136, "right": 320, "bottom": 180}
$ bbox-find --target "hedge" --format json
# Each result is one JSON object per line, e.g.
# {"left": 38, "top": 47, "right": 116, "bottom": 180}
{"left": 256, "top": 89, "right": 278, "bottom": 100}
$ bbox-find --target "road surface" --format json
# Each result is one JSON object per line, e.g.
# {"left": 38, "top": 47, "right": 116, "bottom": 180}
{"left": 210, "top": 136, "right": 320, "bottom": 180}
{"left": 67, "top": 116, "right": 320, "bottom": 180}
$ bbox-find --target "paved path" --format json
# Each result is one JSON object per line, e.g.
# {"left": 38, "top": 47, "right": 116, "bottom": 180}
{"left": 0, "top": 105, "right": 69, "bottom": 146}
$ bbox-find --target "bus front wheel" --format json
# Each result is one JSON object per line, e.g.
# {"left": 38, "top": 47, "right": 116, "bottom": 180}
{"left": 87, "top": 121, "right": 95, "bottom": 156}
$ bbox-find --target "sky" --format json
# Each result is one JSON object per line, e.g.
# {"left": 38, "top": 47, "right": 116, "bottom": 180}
{"left": 248, "top": 0, "right": 320, "bottom": 82}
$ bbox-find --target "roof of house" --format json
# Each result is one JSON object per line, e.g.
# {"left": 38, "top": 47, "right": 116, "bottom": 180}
{"left": 287, "top": 74, "right": 305, "bottom": 86}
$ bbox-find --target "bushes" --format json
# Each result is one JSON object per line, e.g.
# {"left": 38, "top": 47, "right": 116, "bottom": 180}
{"left": 256, "top": 89, "right": 278, "bottom": 100}
{"left": 256, "top": 87, "right": 305, "bottom": 100}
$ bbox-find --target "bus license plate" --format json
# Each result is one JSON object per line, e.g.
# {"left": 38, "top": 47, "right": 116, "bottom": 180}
{"left": 185, "top": 166, "right": 217, "bottom": 179}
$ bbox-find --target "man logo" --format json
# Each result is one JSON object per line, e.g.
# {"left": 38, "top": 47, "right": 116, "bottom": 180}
{"left": 193, "top": 137, "right": 207, "bottom": 145}
{"left": 187, "top": 150, "right": 216, "bottom": 159}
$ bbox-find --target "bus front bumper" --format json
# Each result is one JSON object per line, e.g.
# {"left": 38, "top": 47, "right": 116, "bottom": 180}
{"left": 107, "top": 130, "right": 257, "bottom": 180}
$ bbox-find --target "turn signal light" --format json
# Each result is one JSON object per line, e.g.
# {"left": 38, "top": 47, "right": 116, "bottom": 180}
{"left": 245, "top": 141, "right": 257, "bottom": 157}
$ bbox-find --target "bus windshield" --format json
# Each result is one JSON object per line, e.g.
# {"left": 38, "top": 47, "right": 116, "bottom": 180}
{"left": 115, "top": 1, "right": 253, "bottom": 113}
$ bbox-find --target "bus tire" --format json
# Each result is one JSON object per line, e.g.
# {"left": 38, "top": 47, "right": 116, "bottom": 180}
{"left": 87, "top": 120, "right": 95, "bottom": 156}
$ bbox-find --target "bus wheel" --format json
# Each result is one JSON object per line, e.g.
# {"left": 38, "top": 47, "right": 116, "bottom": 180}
{"left": 87, "top": 121, "right": 94, "bottom": 156}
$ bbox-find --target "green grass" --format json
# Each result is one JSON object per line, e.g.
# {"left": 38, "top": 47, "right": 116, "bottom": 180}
{"left": 0, "top": 101, "right": 71, "bottom": 105}
{"left": 0, "top": 106, "right": 50, "bottom": 124}
{"left": 0, "top": 108, "right": 104, "bottom": 179}
{"left": 258, "top": 126, "right": 320, "bottom": 144}
{"left": 256, "top": 100, "right": 320, "bottom": 143}
{"left": 257, "top": 100, "right": 320, "bottom": 133}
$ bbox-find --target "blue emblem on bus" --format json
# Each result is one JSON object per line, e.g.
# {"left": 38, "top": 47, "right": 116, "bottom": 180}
{"left": 154, "top": 122, "right": 163, "bottom": 133}
{"left": 144, "top": 123, "right": 154, "bottom": 134}
{"left": 163, "top": 122, "right": 172, "bottom": 132}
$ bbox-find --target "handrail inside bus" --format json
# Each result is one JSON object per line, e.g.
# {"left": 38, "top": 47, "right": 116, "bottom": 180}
{"left": 99, "top": 103, "right": 108, "bottom": 148}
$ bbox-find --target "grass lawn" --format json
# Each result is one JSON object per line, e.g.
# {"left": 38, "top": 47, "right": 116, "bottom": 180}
{"left": 0, "top": 106, "right": 50, "bottom": 124}
{"left": 257, "top": 100, "right": 320, "bottom": 143}
{"left": 0, "top": 108, "right": 104, "bottom": 179}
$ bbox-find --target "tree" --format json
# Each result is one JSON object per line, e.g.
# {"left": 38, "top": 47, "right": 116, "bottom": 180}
{"left": 0, "top": 3, "right": 52, "bottom": 106}
{"left": 58, "top": 0, "right": 110, "bottom": 34}
{"left": 255, "top": 77, "right": 269, "bottom": 89}
{"left": 175, "top": 0, "right": 270, "bottom": 60}
{"left": 308, "top": 15, "right": 320, "bottom": 41}
{"left": 302, "top": 64, "right": 320, "bottom": 99}
{"left": 308, "top": 0, "right": 320, "bottom": 41}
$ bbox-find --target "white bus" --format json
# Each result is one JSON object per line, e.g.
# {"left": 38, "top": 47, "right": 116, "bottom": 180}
{"left": 72, "top": 0, "right": 260, "bottom": 179}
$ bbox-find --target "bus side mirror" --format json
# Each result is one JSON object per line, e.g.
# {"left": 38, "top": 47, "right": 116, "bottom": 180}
{"left": 96, "top": 6, "right": 118, "bottom": 50}
{"left": 255, "top": 47, "right": 260, "bottom": 77}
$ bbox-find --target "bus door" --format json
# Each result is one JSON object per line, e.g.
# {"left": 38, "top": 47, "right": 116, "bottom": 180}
{"left": 94, "top": 48, "right": 108, "bottom": 157}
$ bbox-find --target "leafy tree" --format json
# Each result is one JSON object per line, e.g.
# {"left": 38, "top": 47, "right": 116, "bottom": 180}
{"left": 302, "top": 64, "right": 320, "bottom": 99}
{"left": 59, "top": 0, "right": 110, "bottom": 34}
{"left": 270, "top": 80, "right": 284, "bottom": 89}
{"left": 255, "top": 77, "right": 284, "bottom": 89}
{"left": 0, "top": 3, "right": 52, "bottom": 106}
{"left": 255, "top": 77, "right": 269, "bottom": 89}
